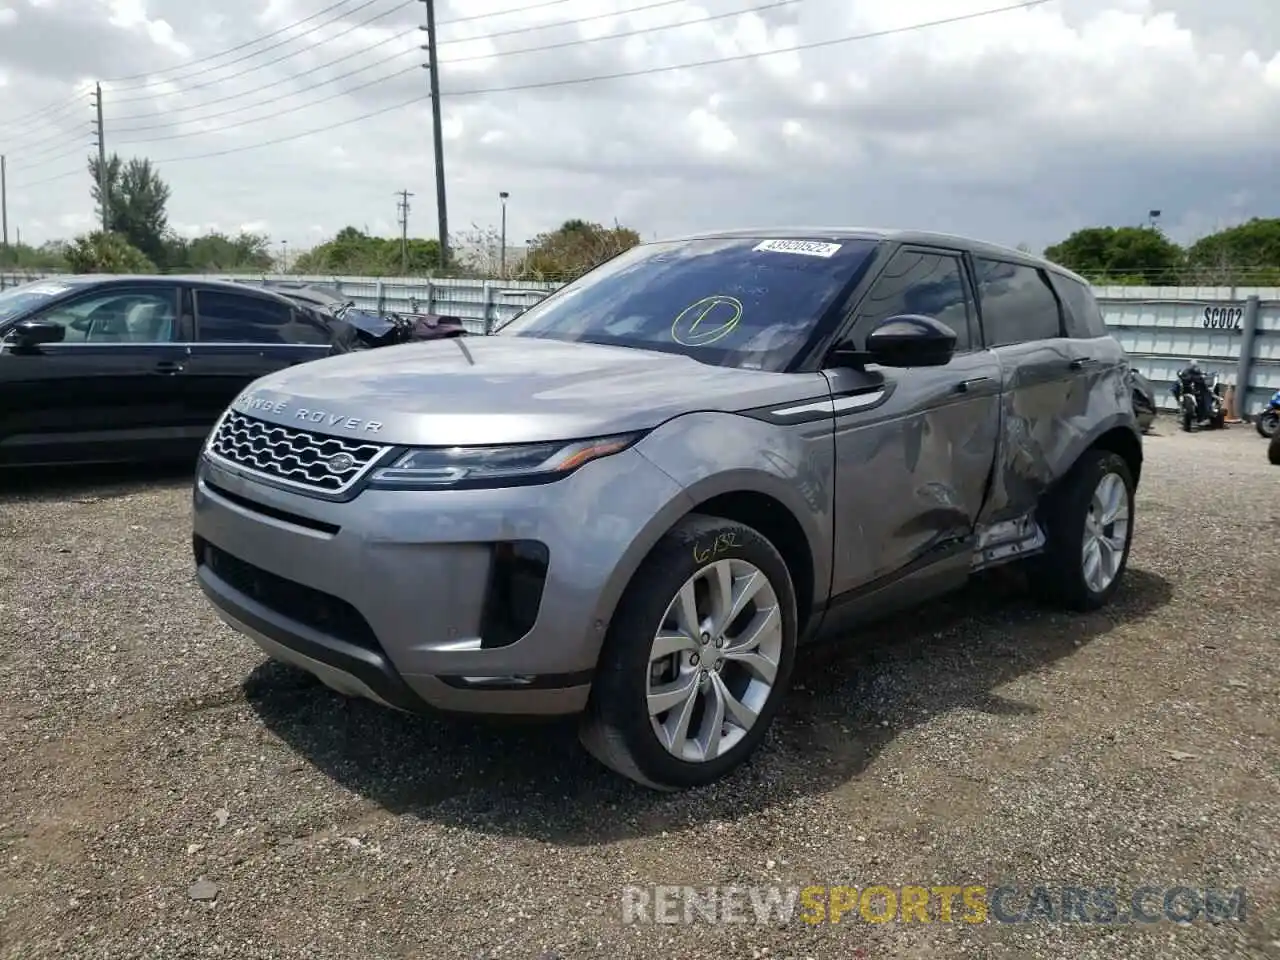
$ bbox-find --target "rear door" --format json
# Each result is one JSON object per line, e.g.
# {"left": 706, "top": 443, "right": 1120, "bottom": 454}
{"left": 0, "top": 284, "right": 189, "bottom": 465}
{"left": 969, "top": 257, "right": 1088, "bottom": 522}
{"left": 184, "top": 287, "right": 335, "bottom": 429}
{"left": 822, "top": 244, "right": 1004, "bottom": 597}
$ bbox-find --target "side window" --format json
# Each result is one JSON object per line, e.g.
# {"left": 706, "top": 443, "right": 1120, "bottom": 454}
{"left": 195, "top": 291, "right": 328, "bottom": 344}
{"left": 850, "top": 249, "right": 972, "bottom": 352}
{"left": 33, "top": 290, "right": 177, "bottom": 343}
{"left": 1051, "top": 274, "right": 1108, "bottom": 338}
{"left": 973, "top": 259, "right": 1064, "bottom": 346}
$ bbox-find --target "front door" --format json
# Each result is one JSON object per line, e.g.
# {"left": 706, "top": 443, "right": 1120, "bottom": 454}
{"left": 0, "top": 285, "right": 189, "bottom": 465}
{"left": 822, "top": 246, "right": 1003, "bottom": 606}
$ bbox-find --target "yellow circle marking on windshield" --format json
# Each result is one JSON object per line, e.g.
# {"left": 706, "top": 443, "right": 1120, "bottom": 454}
{"left": 671, "top": 295, "right": 743, "bottom": 346}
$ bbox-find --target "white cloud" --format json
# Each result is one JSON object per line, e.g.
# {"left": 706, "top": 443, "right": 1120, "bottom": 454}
{"left": 0, "top": 0, "right": 1277, "bottom": 255}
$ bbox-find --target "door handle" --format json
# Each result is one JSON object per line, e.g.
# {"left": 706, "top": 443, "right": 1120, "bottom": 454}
{"left": 154, "top": 359, "right": 185, "bottom": 374}
{"left": 954, "top": 376, "right": 991, "bottom": 393}
{"left": 1069, "top": 357, "right": 1098, "bottom": 370}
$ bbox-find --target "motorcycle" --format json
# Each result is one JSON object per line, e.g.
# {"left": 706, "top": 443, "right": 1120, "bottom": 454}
{"left": 1174, "top": 372, "right": 1226, "bottom": 432}
{"left": 1255, "top": 388, "right": 1280, "bottom": 439}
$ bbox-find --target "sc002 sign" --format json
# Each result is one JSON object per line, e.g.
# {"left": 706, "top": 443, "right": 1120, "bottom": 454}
{"left": 1203, "top": 305, "right": 1244, "bottom": 330}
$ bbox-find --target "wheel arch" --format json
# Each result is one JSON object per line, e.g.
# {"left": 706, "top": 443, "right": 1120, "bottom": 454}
{"left": 587, "top": 471, "right": 826, "bottom": 664}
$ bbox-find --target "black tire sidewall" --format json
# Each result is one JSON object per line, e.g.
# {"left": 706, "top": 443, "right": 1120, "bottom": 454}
{"left": 590, "top": 515, "right": 798, "bottom": 789}
{"left": 1038, "top": 450, "right": 1136, "bottom": 610}
{"left": 1258, "top": 412, "right": 1280, "bottom": 439}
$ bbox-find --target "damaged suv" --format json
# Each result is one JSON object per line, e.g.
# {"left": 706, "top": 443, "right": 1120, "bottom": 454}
{"left": 192, "top": 229, "right": 1142, "bottom": 790}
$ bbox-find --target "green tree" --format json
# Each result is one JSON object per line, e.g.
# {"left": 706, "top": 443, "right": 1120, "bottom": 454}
{"left": 87, "top": 153, "right": 172, "bottom": 268}
{"left": 1184, "top": 218, "right": 1280, "bottom": 285}
{"left": 1043, "top": 226, "right": 1183, "bottom": 284}
{"left": 0, "top": 240, "right": 69, "bottom": 271}
{"left": 292, "top": 226, "right": 443, "bottom": 275}
{"left": 170, "top": 231, "right": 274, "bottom": 272}
{"left": 522, "top": 219, "right": 640, "bottom": 280}
{"left": 64, "top": 231, "right": 157, "bottom": 273}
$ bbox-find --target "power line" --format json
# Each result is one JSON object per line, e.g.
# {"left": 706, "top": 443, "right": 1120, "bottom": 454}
{"left": 107, "top": 0, "right": 413, "bottom": 102}
{"left": 105, "top": 0, "right": 367, "bottom": 83}
{"left": 441, "top": 0, "right": 799, "bottom": 68}
{"left": 112, "top": 46, "right": 418, "bottom": 134}
{"left": 113, "top": 63, "right": 420, "bottom": 145}
{"left": 0, "top": 0, "right": 675, "bottom": 137}
{"left": 108, "top": 0, "right": 704, "bottom": 125}
{"left": 0, "top": 0, "right": 371, "bottom": 126}
{"left": 7, "top": 1, "right": 1048, "bottom": 187}
{"left": 8, "top": 94, "right": 431, "bottom": 189}
{"left": 112, "top": 0, "right": 792, "bottom": 136}
{"left": 442, "top": 0, "right": 1052, "bottom": 98}
{"left": 0, "top": 0, "right": 725, "bottom": 141}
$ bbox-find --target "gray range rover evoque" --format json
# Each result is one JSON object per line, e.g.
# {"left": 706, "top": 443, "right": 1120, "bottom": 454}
{"left": 193, "top": 228, "right": 1142, "bottom": 790}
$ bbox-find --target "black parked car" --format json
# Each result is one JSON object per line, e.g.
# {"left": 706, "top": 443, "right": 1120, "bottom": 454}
{"left": 0, "top": 274, "right": 367, "bottom": 468}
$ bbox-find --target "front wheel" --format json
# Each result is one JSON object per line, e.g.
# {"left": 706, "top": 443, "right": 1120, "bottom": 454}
{"left": 580, "top": 514, "right": 798, "bottom": 791}
{"left": 1027, "top": 449, "right": 1135, "bottom": 612}
{"left": 1257, "top": 410, "right": 1280, "bottom": 439}
{"left": 1269, "top": 431, "right": 1280, "bottom": 466}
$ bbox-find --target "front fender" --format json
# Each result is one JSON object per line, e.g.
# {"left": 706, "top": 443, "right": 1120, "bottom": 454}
{"left": 610, "top": 411, "right": 834, "bottom": 613}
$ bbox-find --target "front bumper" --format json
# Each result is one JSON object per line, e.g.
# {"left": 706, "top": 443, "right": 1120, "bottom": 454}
{"left": 192, "top": 447, "right": 689, "bottom": 716}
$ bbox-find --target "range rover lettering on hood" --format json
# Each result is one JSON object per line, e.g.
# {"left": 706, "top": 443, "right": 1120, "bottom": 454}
{"left": 234, "top": 392, "right": 383, "bottom": 433}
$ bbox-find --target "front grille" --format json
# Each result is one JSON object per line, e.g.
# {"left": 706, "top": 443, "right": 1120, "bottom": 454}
{"left": 208, "top": 410, "right": 389, "bottom": 494}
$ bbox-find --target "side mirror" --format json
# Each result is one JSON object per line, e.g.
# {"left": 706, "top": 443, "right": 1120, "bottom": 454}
{"left": 865, "top": 314, "right": 956, "bottom": 368}
{"left": 8, "top": 319, "right": 65, "bottom": 350}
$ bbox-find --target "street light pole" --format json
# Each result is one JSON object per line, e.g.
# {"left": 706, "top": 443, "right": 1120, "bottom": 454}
{"left": 499, "top": 191, "right": 509, "bottom": 280}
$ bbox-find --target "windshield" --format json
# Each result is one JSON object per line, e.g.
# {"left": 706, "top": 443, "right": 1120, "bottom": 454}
{"left": 497, "top": 236, "right": 881, "bottom": 371}
{"left": 0, "top": 279, "right": 78, "bottom": 324}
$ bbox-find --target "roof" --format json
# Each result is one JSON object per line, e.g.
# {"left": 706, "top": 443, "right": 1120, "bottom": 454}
{"left": 37, "top": 274, "right": 307, "bottom": 298}
{"left": 51, "top": 272, "right": 289, "bottom": 291}
{"left": 658, "top": 227, "right": 1089, "bottom": 286}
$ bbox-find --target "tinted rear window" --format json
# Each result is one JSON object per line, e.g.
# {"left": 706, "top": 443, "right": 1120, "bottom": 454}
{"left": 1052, "top": 274, "right": 1108, "bottom": 338}
{"left": 973, "top": 259, "right": 1064, "bottom": 346}
{"left": 498, "top": 237, "right": 881, "bottom": 371}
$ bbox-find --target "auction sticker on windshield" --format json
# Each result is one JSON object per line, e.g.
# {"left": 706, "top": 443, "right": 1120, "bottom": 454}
{"left": 753, "top": 239, "right": 842, "bottom": 258}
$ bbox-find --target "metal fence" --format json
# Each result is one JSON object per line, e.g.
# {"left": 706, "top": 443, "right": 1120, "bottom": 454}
{"left": 1097, "top": 286, "right": 1280, "bottom": 417}
{"left": 3, "top": 272, "right": 1278, "bottom": 416}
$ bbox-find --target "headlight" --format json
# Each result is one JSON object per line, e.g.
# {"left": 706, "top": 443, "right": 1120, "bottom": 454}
{"left": 368, "top": 432, "right": 641, "bottom": 489}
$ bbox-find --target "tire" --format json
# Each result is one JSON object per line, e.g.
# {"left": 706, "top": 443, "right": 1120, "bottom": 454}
{"left": 1027, "top": 449, "right": 1135, "bottom": 612}
{"left": 579, "top": 513, "right": 798, "bottom": 791}
{"left": 1257, "top": 411, "right": 1280, "bottom": 439}
{"left": 1269, "top": 431, "right": 1280, "bottom": 466}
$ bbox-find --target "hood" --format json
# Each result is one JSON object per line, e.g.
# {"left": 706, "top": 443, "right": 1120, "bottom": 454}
{"left": 228, "top": 335, "right": 823, "bottom": 446}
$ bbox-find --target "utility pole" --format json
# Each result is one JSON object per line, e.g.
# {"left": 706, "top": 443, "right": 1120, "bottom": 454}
{"left": 499, "top": 191, "right": 509, "bottom": 280}
{"left": 396, "top": 189, "right": 413, "bottom": 275}
{"left": 419, "top": 0, "right": 449, "bottom": 270}
{"left": 90, "top": 82, "right": 108, "bottom": 232}
{"left": 1, "top": 155, "right": 8, "bottom": 253}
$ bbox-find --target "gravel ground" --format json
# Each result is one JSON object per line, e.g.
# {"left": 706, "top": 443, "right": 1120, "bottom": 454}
{"left": 0, "top": 424, "right": 1277, "bottom": 960}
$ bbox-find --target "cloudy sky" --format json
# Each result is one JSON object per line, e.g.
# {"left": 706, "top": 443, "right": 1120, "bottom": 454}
{"left": 0, "top": 0, "right": 1278, "bottom": 258}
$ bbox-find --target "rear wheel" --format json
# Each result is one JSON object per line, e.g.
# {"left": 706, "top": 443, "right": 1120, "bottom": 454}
{"left": 1028, "top": 449, "right": 1135, "bottom": 612}
{"left": 580, "top": 514, "right": 797, "bottom": 791}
